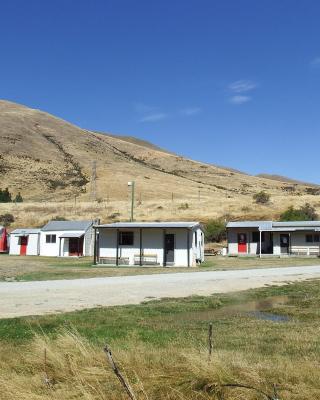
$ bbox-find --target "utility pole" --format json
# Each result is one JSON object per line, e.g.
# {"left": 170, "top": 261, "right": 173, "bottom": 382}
{"left": 128, "top": 181, "right": 135, "bottom": 221}
{"left": 90, "top": 161, "right": 97, "bottom": 202}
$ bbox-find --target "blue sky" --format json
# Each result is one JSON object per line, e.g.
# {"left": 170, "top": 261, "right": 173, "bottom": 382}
{"left": 1, "top": 1, "right": 320, "bottom": 182}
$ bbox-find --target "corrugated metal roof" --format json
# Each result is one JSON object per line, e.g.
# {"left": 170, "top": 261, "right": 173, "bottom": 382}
{"left": 227, "top": 220, "right": 320, "bottom": 231}
{"left": 59, "top": 232, "right": 85, "bottom": 238}
{"left": 42, "top": 220, "right": 93, "bottom": 232}
{"left": 226, "top": 221, "right": 273, "bottom": 230}
{"left": 97, "top": 221, "right": 201, "bottom": 229}
{"left": 273, "top": 221, "right": 320, "bottom": 227}
{"left": 11, "top": 228, "right": 41, "bottom": 235}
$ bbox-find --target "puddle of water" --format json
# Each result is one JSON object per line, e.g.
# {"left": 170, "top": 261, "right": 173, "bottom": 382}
{"left": 247, "top": 311, "right": 290, "bottom": 323}
{"left": 169, "top": 295, "right": 291, "bottom": 323}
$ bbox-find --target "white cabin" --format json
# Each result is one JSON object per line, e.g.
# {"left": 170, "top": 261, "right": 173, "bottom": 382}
{"left": 40, "top": 220, "right": 95, "bottom": 257}
{"left": 94, "top": 221, "right": 204, "bottom": 267}
{"left": 9, "top": 229, "right": 41, "bottom": 256}
{"left": 227, "top": 220, "right": 320, "bottom": 257}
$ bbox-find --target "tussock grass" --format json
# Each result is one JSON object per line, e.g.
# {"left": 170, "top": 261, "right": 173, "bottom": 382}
{"left": 0, "top": 328, "right": 318, "bottom": 399}
{"left": 1, "top": 281, "right": 320, "bottom": 399}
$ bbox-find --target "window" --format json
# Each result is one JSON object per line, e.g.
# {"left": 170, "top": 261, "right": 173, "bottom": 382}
{"left": 119, "top": 231, "right": 134, "bottom": 245}
{"left": 46, "top": 234, "right": 56, "bottom": 243}
{"left": 194, "top": 231, "right": 198, "bottom": 247}
{"left": 306, "top": 234, "right": 319, "bottom": 243}
{"left": 306, "top": 234, "right": 313, "bottom": 243}
{"left": 252, "top": 232, "right": 259, "bottom": 242}
{"left": 18, "top": 236, "right": 28, "bottom": 245}
{"left": 252, "top": 232, "right": 265, "bottom": 242}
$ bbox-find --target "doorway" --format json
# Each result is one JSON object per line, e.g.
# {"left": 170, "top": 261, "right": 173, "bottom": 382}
{"left": 165, "top": 234, "right": 175, "bottom": 264}
{"left": 280, "top": 234, "right": 290, "bottom": 254}
{"left": 69, "top": 237, "right": 84, "bottom": 256}
{"left": 19, "top": 236, "right": 28, "bottom": 256}
{"left": 237, "top": 233, "right": 247, "bottom": 253}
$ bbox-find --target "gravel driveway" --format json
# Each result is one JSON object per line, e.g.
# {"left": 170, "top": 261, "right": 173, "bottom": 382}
{"left": 1, "top": 265, "right": 320, "bottom": 318}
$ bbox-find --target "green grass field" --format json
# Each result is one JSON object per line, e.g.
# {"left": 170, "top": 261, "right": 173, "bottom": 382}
{"left": 0, "top": 280, "right": 319, "bottom": 399}
{"left": 1, "top": 253, "right": 320, "bottom": 281}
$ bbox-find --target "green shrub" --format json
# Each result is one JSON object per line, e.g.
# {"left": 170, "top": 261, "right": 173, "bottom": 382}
{"left": 0, "top": 188, "right": 12, "bottom": 203}
{"left": 253, "top": 191, "right": 270, "bottom": 204}
{"left": 204, "top": 219, "right": 226, "bottom": 242}
{"left": 178, "top": 203, "right": 189, "bottom": 210}
{"left": 51, "top": 216, "right": 68, "bottom": 221}
{"left": 14, "top": 192, "right": 23, "bottom": 203}
{"left": 0, "top": 213, "right": 14, "bottom": 226}
{"left": 280, "top": 203, "right": 318, "bottom": 221}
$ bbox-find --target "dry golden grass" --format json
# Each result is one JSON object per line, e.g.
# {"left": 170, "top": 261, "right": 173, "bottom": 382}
{"left": 2, "top": 195, "right": 320, "bottom": 229}
{"left": 1, "top": 280, "right": 320, "bottom": 399}
{"left": 0, "top": 327, "right": 318, "bottom": 400}
{"left": 1, "top": 99, "right": 320, "bottom": 224}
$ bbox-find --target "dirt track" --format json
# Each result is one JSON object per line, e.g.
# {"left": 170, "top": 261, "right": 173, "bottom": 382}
{"left": 1, "top": 265, "right": 320, "bottom": 318}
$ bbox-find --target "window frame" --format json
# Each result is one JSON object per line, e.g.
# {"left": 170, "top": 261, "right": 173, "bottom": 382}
{"left": 306, "top": 234, "right": 313, "bottom": 243}
{"left": 252, "top": 232, "right": 259, "bottom": 243}
{"left": 46, "top": 234, "right": 56, "bottom": 244}
{"left": 252, "top": 231, "right": 265, "bottom": 242}
{"left": 118, "top": 231, "right": 134, "bottom": 246}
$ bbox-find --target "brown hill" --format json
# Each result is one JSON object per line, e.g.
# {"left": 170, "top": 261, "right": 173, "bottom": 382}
{"left": 0, "top": 99, "right": 319, "bottom": 224}
{"left": 256, "top": 173, "right": 319, "bottom": 187}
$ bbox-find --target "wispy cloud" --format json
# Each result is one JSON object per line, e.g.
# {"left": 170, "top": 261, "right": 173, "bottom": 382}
{"left": 310, "top": 57, "right": 320, "bottom": 67}
{"left": 229, "top": 95, "right": 251, "bottom": 105}
{"left": 133, "top": 102, "right": 157, "bottom": 114}
{"left": 133, "top": 102, "right": 168, "bottom": 123}
{"left": 227, "top": 79, "right": 257, "bottom": 105}
{"left": 228, "top": 79, "right": 257, "bottom": 93}
{"left": 180, "top": 107, "right": 202, "bottom": 116}
{"left": 139, "top": 113, "right": 168, "bottom": 122}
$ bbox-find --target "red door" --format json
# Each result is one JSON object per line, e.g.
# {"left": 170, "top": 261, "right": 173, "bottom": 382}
{"left": 238, "top": 233, "right": 247, "bottom": 253}
{"left": 0, "top": 228, "right": 8, "bottom": 253}
{"left": 20, "top": 236, "right": 28, "bottom": 256}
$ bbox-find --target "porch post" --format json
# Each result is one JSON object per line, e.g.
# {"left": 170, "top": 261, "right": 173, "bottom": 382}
{"left": 97, "top": 231, "right": 100, "bottom": 262}
{"left": 93, "top": 227, "right": 97, "bottom": 265}
{"left": 259, "top": 231, "right": 262, "bottom": 258}
{"left": 116, "top": 229, "right": 119, "bottom": 266}
{"left": 187, "top": 229, "right": 190, "bottom": 267}
{"left": 77, "top": 237, "right": 80, "bottom": 257}
{"left": 289, "top": 233, "right": 291, "bottom": 255}
{"left": 139, "top": 228, "right": 142, "bottom": 266}
{"left": 163, "top": 229, "right": 166, "bottom": 267}
{"left": 59, "top": 237, "right": 62, "bottom": 257}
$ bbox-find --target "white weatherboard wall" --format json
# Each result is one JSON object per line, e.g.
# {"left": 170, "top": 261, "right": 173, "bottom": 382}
{"left": 98, "top": 227, "right": 204, "bottom": 266}
{"left": 227, "top": 228, "right": 256, "bottom": 255}
{"left": 192, "top": 227, "right": 205, "bottom": 263}
{"left": 40, "top": 230, "right": 89, "bottom": 257}
{"left": 227, "top": 228, "right": 267, "bottom": 255}
{"left": 9, "top": 233, "right": 40, "bottom": 256}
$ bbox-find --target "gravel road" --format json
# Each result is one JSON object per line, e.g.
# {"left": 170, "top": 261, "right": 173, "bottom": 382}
{"left": 1, "top": 265, "right": 320, "bottom": 318}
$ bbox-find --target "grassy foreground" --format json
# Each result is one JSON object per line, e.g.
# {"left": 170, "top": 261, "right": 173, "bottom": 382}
{"left": 0, "top": 280, "right": 320, "bottom": 399}
{"left": 1, "top": 254, "right": 320, "bottom": 281}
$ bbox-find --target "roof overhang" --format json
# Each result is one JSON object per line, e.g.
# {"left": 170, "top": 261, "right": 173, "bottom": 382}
{"left": 262, "top": 227, "right": 319, "bottom": 232}
{"left": 59, "top": 232, "right": 84, "bottom": 238}
{"left": 95, "top": 223, "right": 201, "bottom": 230}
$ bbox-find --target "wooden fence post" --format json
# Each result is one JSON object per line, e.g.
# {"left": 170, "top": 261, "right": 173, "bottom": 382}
{"left": 104, "top": 344, "right": 137, "bottom": 400}
{"left": 208, "top": 322, "right": 213, "bottom": 360}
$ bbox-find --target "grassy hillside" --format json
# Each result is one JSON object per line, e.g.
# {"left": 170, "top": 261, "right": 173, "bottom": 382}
{"left": 1, "top": 99, "right": 320, "bottom": 225}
